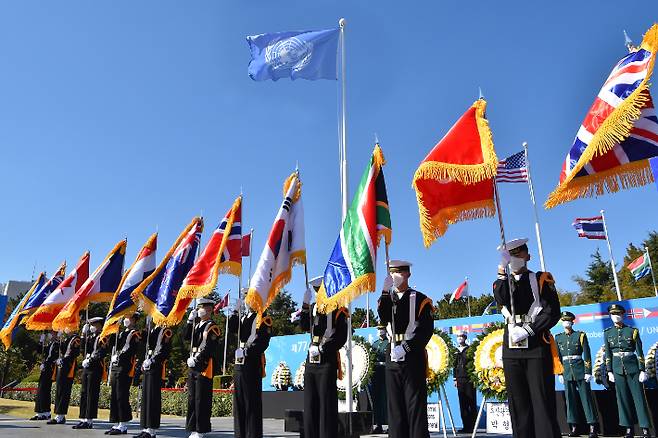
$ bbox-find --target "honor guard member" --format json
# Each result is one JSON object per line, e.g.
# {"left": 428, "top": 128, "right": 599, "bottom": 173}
{"left": 454, "top": 331, "right": 477, "bottom": 434}
{"left": 377, "top": 260, "right": 434, "bottom": 438}
{"left": 604, "top": 304, "right": 654, "bottom": 438}
{"left": 228, "top": 291, "right": 273, "bottom": 438}
{"left": 493, "top": 238, "right": 562, "bottom": 438}
{"left": 48, "top": 327, "right": 81, "bottom": 425}
{"left": 106, "top": 311, "right": 143, "bottom": 435}
{"left": 136, "top": 317, "right": 173, "bottom": 438}
{"left": 300, "top": 275, "right": 349, "bottom": 438}
{"left": 369, "top": 325, "right": 389, "bottom": 434}
{"left": 74, "top": 317, "right": 109, "bottom": 430}
{"left": 30, "top": 331, "right": 58, "bottom": 421}
{"left": 185, "top": 298, "right": 221, "bottom": 438}
{"left": 555, "top": 311, "right": 598, "bottom": 438}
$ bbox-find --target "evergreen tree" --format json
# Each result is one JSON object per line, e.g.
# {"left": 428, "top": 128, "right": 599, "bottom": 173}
{"left": 351, "top": 307, "right": 378, "bottom": 328}
{"left": 573, "top": 249, "right": 617, "bottom": 304}
{"left": 433, "top": 293, "right": 495, "bottom": 319}
{"left": 618, "top": 231, "right": 658, "bottom": 298}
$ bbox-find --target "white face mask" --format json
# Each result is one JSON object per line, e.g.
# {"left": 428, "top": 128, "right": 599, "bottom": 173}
{"left": 458, "top": 336, "right": 467, "bottom": 346}
{"left": 89, "top": 326, "right": 97, "bottom": 334}
{"left": 391, "top": 273, "right": 405, "bottom": 288}
{"left": 123, "top": 318, "right": 132, "bottom": 328}
{"left": 562, "top": 321, "right": 573, "bottom": 330}
{"left": 198, "top": 308, "right": 208, "bottom": 319}
{"left": 509, "top": 257, "right": 526, "bottom": 273}
{"left": 611, "top": 314, "right": 623, "bottom": 324}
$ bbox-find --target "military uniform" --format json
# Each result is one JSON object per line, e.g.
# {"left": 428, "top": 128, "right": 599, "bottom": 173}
{"left": 32, "top": 338, "right": 59, "bottom": 419}
{"left": 454, "top": 340, "right": 477, "bottom": 433}
{"left": 108, "top": 326, "right": 142, "bottom": 431}
{"left": 184, "top": 314, "right": 221, "bottom": 436}
{"left": 369, "top": 331, "right": 389, "bottom": 432}
{"left": 139, "top": 325, "right": 173, "bottom": 437}
{"left": 493, "top": 240, "right": 562, "bottom": 438}
{"left": 75, "top": 324, "right": 110, "bottom": 429}
{"left": 50, "top": 334, "right": 81, "bottom": 423}
{"left": 555, "top": 312, "right": 598, "bottom": 436}
{"left": 300, "top": 302, "right": 349, "bottom": 438}
{"left": 228, "top": 310, "right": 272, "bottom": 438}
{"left": 604, "top": 304, "right": 653, "bottom": 436}
{"left": 377, "top": 284, "right": 434, "bottom": 438}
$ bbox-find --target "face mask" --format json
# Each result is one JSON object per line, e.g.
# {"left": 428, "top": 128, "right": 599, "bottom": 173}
{"left": 378, "top": 330, "right": 387, "bottom": 340}
{"left": 391, "top": 273, "right": 405, "bottom": 288}
{"left": 509, "top": 257, "right": 526, "bottom": 272}
{"left": 611, "top": 314, "right": 623, "bottom": 324}
{"left": 123, "top": 318, "right": 132, "bottom": 328}
{"left": 562, "top": 321, "right": 573, "bottom": 330}
{"left": 58, "top": 331, "right": 65, "bottom": 338}
{"left": 47, "top": 333, "right": 53, "bottom": 340}
{"left": 89, "top": 326, "right": 97, "bottom": 334}
{"left": 458, "top": 337, "right": 467, "bottom": 345}
{"left": 198, "top": 308, "right": 208, "bottom": 319}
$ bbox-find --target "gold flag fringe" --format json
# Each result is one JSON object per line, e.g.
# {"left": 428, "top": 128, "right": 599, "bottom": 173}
{"left": 245, "top": 250, "right": 306, "bottom": 315}
{"left": 315, "top": 273, "right": 376, "bottom": 314}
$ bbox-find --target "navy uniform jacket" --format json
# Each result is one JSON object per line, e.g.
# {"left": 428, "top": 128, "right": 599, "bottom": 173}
{"left": 299, "top": 304, "right": 348, "bottom": 363}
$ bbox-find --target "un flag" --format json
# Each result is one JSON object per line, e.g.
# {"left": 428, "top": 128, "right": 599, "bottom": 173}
{"left": 247, "top": 28, "right": 339, "bottom": 81}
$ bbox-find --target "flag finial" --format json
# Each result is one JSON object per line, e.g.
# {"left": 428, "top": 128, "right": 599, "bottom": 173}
{"left": 478, "top": 87, "right": 484, "bottom": 100}
{"left": 339, "top": 18, "right": 346, "bottom": 28}
{"left": 623, "top": 30, "right": 636, "bottom": 52}
{"left": 374, "top": 133, "right": 380, "bottom": 145}
{"left": 522, "top": 141, "right": 528, "bottom": 149}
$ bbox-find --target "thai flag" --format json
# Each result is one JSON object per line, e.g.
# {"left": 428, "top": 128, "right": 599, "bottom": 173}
{"left": 449, "top": 280, "right": 469, "bottom": 303}
{"left": 572, "top": 216, "right": 606, "bottom": 240}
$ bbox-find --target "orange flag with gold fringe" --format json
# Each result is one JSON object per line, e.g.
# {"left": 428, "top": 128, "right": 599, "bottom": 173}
{"left": 412, "top": 98, "right": 498, "bottom": 247}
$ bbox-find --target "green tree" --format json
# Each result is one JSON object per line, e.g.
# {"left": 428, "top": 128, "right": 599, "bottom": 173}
{"left": 573, "top": 249, "right": 617, "bottom": 304}
{"left": 265, "top": 289, "right": 301, "bottom": 336}
{"left": 433, "top": 294, "right": 495, "bottom": 319}
{"left": 618, "top": 231, "right": 658, "bottom": 299}
{"left": 351, "top": 307, "right": 378, "bottom": 328}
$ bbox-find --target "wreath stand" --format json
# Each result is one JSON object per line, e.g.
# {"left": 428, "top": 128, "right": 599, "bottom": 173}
{"left": 434, "top": 384, "right": 457, "bottom": 438}
{"left": 470, "top": 396, "right": 487, "bottom": 438}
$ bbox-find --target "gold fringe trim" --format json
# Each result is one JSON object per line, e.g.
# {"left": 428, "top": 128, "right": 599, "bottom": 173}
{"left": 139, "top": 292, "right": 191, "bottom": 327}
{"left": 315, "top": 273, "right": 376, "bottom": 313}
{"left": 412, "top": 99, "right": 499, "bottom": 187}
{"left": 0, "top": 273, "right": 44, "bottom": 348}
{"left": 373, "top": 143, "right": 386, "bottom": 168}
{"left": 546, "top": 24, "right": 658, "bottom": 208}
{"left": 282, "top": 172, "right": 302, "bottom": 202}
{"left": 179, "top": 197, "right": 242, "bottom": 299}
{"left": 100, "top": 306, "right": 136, "bottom": 341}
{"left": 245, "top": 250, "right": 307, "bottom": 314}
{"left": 545, "top": 159, "right": 655, "bottom": 208}
{"left": 24, "top": 304, "right": 65, "bottom": 331}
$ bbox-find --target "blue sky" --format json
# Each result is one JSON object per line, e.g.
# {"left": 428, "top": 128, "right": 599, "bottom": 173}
{"left": 1, "top": 2, "right": 656, "bottom": 313}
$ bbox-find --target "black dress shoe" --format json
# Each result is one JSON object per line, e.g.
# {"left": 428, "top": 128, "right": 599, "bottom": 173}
{"left": 29, "top": 415, "right": 41, "bottom": 421}
{"left": 108, "top": 429, "right": 127, "bottom": 435}
{"left": 47, "top": 417, "right": 66, "bottom": 425}
{"left": 105, "top": 429, "right": 114, "bottom": 435}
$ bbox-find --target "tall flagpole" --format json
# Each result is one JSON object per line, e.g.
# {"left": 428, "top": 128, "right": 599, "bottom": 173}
{"left": 223, "top": 292, "right": 230, "bottom": 375}
{"left": 465, "top": 276, "right": 471, "bottom": 318}
{"left": 338, "top": 17, "right": 354, "bottom": 417}
{"left": 645, "top": 246, "right": 658, "bottom": 297}
{"left": 523, "top": 142, "right": 546, "bottom": 271}
{"left": 600, "top": 210, "right": 622, "bottom": 300}
{"left": 493, "top": 181, "right": 515, "bottom": 320}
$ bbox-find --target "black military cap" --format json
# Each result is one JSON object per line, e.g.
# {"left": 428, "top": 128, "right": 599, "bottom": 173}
{"left": 560, "top": 311, "right": 576, "bottom": 321}
{"left": 607, "top": 304, "right": 626, "bottom": 314}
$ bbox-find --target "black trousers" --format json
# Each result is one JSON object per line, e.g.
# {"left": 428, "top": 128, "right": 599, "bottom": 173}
{"left": 79, "top": 366, "right": 103, "bottom": 419}
{"left": 233, "top": 362, "right": 263, "bottom": 438}
{"left": 186, "top": 370, "right": 213, "bottom": 434}
{"left": 370, "top": 365, "right": 388, "bottom": 426}
{"left": 456, "top": 379, "right": 477, "bottom": 432}
{"left": 304, "top": 361, "right": 338, "bottom": 438}
{"left": 35, "top": 365, "right": 54, "bottom": 413}
{"left": 503, "top": 356, "right": 561, "bottom": 438}
{"left": 140, "top": 366, "right": 163, "bottom": 429}
{"left": 385, "top": 360, "right": 430, "bottom": 438}
{"left": 54, "top": 368, "right": 74, "bottom": 415}
{"left": 109, "top": 371, "right": 133, "bottom": 423}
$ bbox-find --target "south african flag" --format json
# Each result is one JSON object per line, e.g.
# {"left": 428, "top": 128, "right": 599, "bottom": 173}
{"left": 316, "top": 144, "right": 391, "bottom": 312}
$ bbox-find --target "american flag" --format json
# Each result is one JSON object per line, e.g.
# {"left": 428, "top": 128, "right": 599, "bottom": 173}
{"left": 572, "top": 216, "right": 606, "bottom": 240}
{"left": 496, "top": 151, "right": 528, "bottom": 183}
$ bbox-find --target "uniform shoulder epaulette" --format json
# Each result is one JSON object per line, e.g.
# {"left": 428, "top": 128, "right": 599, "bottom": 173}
{"left": 259, "top": 316, "right": 273, "bottom": 327}
{"left": 633, "top": 328, "right": 639, "bottom": 339}
{"left": 163, "top": 328, "right": 173, "bottom": 338}
{"left": 604, "top": 326, "right": 613, "bottom": 332}
{"left": 418, "top": 296, "right": 433, "bottom": 316}
{"left": 73, "top": 338, "right": 81, "bottom": 346}
{"left": 335, "top": 307, "right": 349, "bottom": 320}
{"left": 133, "top": 330, "right": 142, "bottom": 339}
{"left": 538, "top": 271, "right": 555, "bottom": 283}
{"left": 209, "top": 325, "right": 221, "bottom": 337}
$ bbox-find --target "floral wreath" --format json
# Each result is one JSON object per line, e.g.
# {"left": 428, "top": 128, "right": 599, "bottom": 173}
{"left": 467, "top": 323, "right": 506, "bottom": 401}
{"left": 426, "top": 329, "right": 456, "bottom": 394}
{"left": 592, "top": 345, "right": 610, "bottom": 385}
{"left": 337, "top": 336, "right": 375, "bottom": 399}
{"left": 646, "top": 341, "right": 658, "bottom": 380}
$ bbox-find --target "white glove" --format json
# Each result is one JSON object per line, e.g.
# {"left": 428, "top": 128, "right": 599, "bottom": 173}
{"left": 187, "top": 357, "right": 196, "bottom": 368}
{"left": 608, "top": 372, "right": 615, "bottom": 383}
{"left": 142, "top": 359, "right": 152, "bottom": 371}
{"left": 187, "top": 309, "right": 198, "bottom": 322}
{"left": 558, "top": 375, "right": 564, "bottom": 384}
{"left": 309, "top": 345, "right": 321, "bottom": 358}
{"left": 391, "top": 345, "right": 406, "bottom": 361}
{"left": 40, "top": 364, "right": 45, "bottom": 371}
{"left": 302, "top": 287, "right": 312, "bottom": 305}
{"left": 111, "top": 354, "right": 118, "bottom": 364}
{"left": 639, "top": 371, "right": 648, "bottom": 383}
{"left": 55, "top": 359, "right": 63, "bottom": 366}
{"left": 235, "top": 348, "right": 245, "bottom": 360}
{"left": 39, "top": 334, "right": 46, "bottom": 343}
{"left": 82, "top": 324, "right": 90, "bottom": 335}
{"left": 233, "top": 297, "right": 243, "bottom": 313}
{"left": 499, "top": 249, "right": 511, "bottom": 267}
{"left": 509, "top": 325, "right": 529, "bottom": 344}
{"left": 584, "top": 373, "right": 592, "bottom": 383}
{"left": 382, "top": 274, "right": 393, "bottom": 292}
{"left": 82, "top": 359, "right": 90, "bottom": 368}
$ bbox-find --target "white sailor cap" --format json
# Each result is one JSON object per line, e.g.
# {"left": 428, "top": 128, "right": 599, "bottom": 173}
{"left": 388, "top": 260, "right": 412, "bottom": 272}
{"left": 196, "top": 298, "right": 215, "bottom": 307}
{"left": 309, "top": 276, "right": 323, "bottom": 288}
{"left": 455, "top": 330, "right": 468, "bottom": 337}
{"left": 497, "top": 238, "right": 529, "bottom": 252}
{"left": 88, "top": 317, "right": 104, "bottom": 324}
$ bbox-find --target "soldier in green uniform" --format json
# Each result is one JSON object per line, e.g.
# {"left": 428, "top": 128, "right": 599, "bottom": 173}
{"left": 555, "top": 311, "right": 598, "bottom": 438}
{"left": 604, "top": 304, "right": 654, "bottom": 438}
{"left": 369, "top": 325, "right": 389, "bottom": 434}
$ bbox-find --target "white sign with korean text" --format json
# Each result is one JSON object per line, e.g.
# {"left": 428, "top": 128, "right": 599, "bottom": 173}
{"left": 427, "top": 403, "right": 440, "bottom": 432}
{"left": 486, "top": 402, "right": 512, "bottom": 435}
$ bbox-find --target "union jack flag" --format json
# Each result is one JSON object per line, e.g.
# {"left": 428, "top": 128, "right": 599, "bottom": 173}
{"left": 496, "top": 151, "right": 528, "bottom": 183}
{"left": 572, "top": 216, "right": 606, "bottom": 240}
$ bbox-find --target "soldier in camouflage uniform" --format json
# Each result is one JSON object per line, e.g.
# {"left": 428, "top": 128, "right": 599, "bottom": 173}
{"left": 555, "top": 311, "right": 598, "bottom": 438}
{"left": 604, "top": 304, "right": 654, "bottom": 438}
